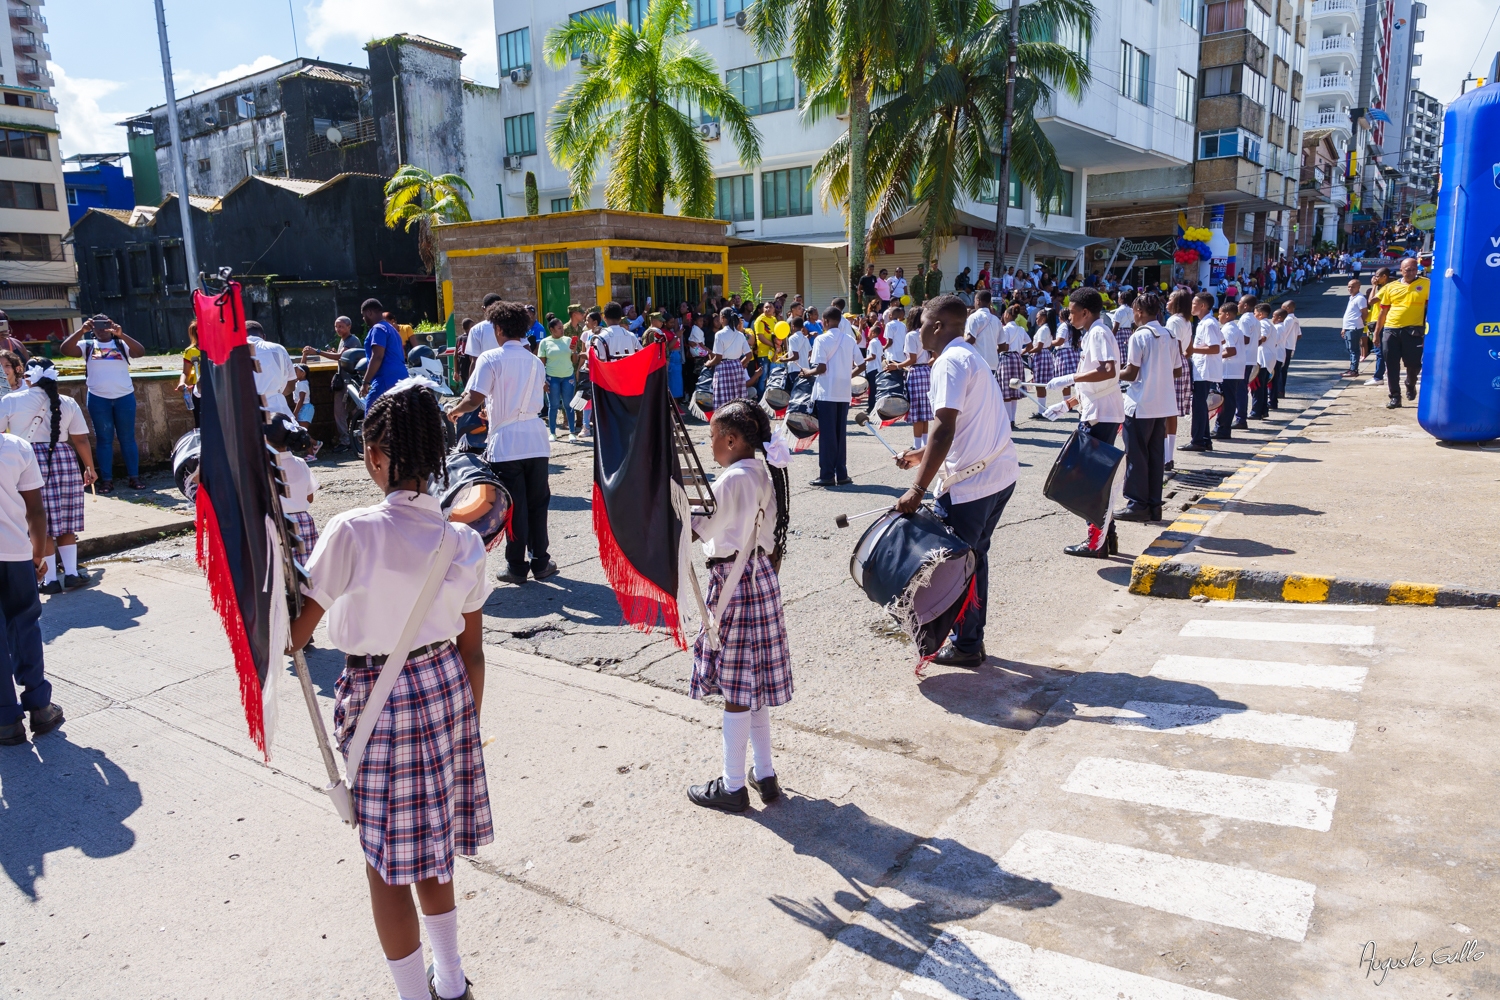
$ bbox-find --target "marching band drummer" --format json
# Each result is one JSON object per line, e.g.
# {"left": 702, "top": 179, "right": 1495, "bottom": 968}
{"left": 892, "top": 294, "right": 1018, "bottom": 669}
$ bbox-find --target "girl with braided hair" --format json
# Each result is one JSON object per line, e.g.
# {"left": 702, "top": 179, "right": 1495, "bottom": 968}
{"left": 0, "top": 359, "right": 98, "bottom": 592}
{"left": 290, "top": 382, "right": 490, "bottom": 1000}
{"left": 686, "top": 398, "right": 793, "bottom": 814}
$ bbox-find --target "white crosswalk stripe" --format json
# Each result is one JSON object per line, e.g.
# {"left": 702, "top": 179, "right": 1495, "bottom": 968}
{"left": 998, "top": 830, "right": 1318, "bottom": 941}
{"left": 1150, "top": 653, "right": 1368, "bottom": 693}
{"left": 1194, "top": 600, "right": 1375, "bottom": 612}
{"left": 1080, "top": 699, "right": 1357, "bottom": 752}
{"left": 896, "top": 926, "right": 1233, "bottom": 1000}
{"left": 1062, "top": 756, "right": 1338, "bottom": 831}
{"left": 1180, "top": 619, "right": 1374, "bottom": 645}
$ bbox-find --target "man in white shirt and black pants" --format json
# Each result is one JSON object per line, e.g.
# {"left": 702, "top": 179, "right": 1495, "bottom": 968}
{"left": 0, "top": 430, "right": 63, "bottom": 744}
{"left": 808, "top": 306, "right": 857, "bottom": 486}
{"left": 448, "top": 300, "right": 558, "bottom": 585}
{"left": 893, "top": 295, "right": 1018, "bottom": 668}
{"left": 1115, "top": 292, "right": 1182, "bottom": 522}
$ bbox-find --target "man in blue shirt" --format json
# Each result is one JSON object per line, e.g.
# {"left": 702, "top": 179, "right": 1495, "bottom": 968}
{"left": 525, "top": 304, "right": 546, "bottom": 350}
{"left": 358, "top": 298, "right": 408, "bottom": 406}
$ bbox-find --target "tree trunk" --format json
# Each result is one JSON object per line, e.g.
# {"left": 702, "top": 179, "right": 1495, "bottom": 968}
{"left": 847, "top": 78, "right": 870, "bottom": 307}
{"left": 992, "top": 0, "right": 1022, "bottom": 277}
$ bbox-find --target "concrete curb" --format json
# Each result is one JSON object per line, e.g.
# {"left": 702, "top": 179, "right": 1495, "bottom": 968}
{"left": 79, "top": 516, "right": 195, "bottom": 559}
{"left": 1127, "top": 382, "right": 1500, "bottom": 608}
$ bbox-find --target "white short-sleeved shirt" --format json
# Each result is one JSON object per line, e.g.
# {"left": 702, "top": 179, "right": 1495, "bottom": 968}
{"left": 596, "top": 324, "right": 641, "bottom": 360}
{"left": 712, "top": 327, "right": 749, "bottom": 361}
{"left": 904, "top": 328, "right": 930, "bottom": 365}
{"left": 278, "top": 451, "right": 319, "bottom": 513}
{"left": 1260, "top": 320, "right": 1281, "bottom": 366}
{"left": 248, "top": 336, "right": 295, "bottom": 417}
{"left": 687, "top": 326, "right": 707, "bottom": 357}
{"left": 0, "top": 387, "right": 88, "bottom": 443}
{"left": 467, "top": 341, "right": 549, "bottom": 462}
{"left": 303, "top": 491, "right": 488, "bottom": 654}
{"left": 965, "top": 309, "right": 1001, "bottom": 369}
{"left": 1000, "top": 322, "right": 1025, "bottom": 355}
{"left": 1342, "top": 294, "right": 1367, "bottom": 330}
{"left": 864, "top": 335, "right": 885, "bottom": 372}
{"left": 1166, "top": 314, "right": 1193, "bottom": 365}
{"left": 810, "top": 327, "right": 856, "bottom": 403}
{"left": 1124, "top": 322, "right": 1180, "bottom": 420}
{"left": 1077, "top": 318, "right": 1124, "bottom": 425}
{"left": 1190, "top": 316, "right": 1225, "bottom": 382}
{"left": 1283, "top": 313, "right": 1302, "bottom": 345}
{"left": 1112, "top": 305, "right": 1134, "bottom": 333}
{"left": 1221, "top": 316, "right": 1253, "bottom": 379}
{"left": 1031, "top": 325, "right": 1053, "bottom": 351}
{"left": 927, "top": 339, "right": 1018, "bottom": 504}
{"left": 884, "top": 320, "right": 908, "bottom": 358}
{"left": 784, "top": 331, "right": 811, "bottom": 373}
{"left": 294, "top": 379, "right": 311, "bottom": 408}
{"left": 0, "top": 432, "right": 42, "bottom": 561}
{"left": 80, "top": 338, "right": 135, "bottom": 400}
{"left": 691, "top": 458, "right": 777, "bottom": 560}
{"left": 464, "top": 320, "right": 499, "bottom": 358}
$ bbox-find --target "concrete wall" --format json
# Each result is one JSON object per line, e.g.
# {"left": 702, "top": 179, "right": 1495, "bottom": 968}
{"left": 462, "top": 81, "right": 506, "bottom": 221}
{"left": 368, "top": 37, "right": 466, "bottom": 179}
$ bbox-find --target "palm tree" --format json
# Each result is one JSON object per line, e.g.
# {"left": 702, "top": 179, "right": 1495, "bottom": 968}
{"left": 383, "top": 165, "right": 473, "bottom": 272}
{"left": 813, "top": 0, "right": 1094, "bottom": 267}
{"left": 544, "top": 0, "right": 761, "bottom": 217}
{"left": 747, "top": 0, "right": 915, "bottom": 300}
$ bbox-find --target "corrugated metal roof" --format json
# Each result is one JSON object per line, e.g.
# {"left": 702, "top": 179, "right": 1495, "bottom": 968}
{"left": 291, "top": 66, "right": 364, "bottom": 86}
{"left": 256, "top": 177, "right": 325, "bottom": 196}
{"left": 187, "top": 195, "right": 221, "bottom": 211}
{"left": 95, "top": 208, "right": 135, "bottom": 223}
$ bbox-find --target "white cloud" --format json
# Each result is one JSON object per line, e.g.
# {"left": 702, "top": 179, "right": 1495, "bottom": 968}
{"left": 177, "top": 54, "right": 287, "bottom": 95}
{"left": 52, "top": 63, "right": 130, "bottom": 158}
{"left": 305, "top": 0, "right": 498, "bottom": 82}
{"left": 1416, "top": 0, "right": 1497, "bottom": 103}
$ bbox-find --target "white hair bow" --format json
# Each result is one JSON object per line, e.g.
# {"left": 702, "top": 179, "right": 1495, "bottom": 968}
{"left": 25, "top": 364, "right": 56, "bottom": 385}
{"left": 763, "top": 426, "right": 792, "bottom": 469}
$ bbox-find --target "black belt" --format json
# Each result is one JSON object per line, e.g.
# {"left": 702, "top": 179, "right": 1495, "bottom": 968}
{"left": 707, "top": 547, "right": 765, "bottom": 566}
{"left": 345, "top": 640, "right": 449, "bottom": 670}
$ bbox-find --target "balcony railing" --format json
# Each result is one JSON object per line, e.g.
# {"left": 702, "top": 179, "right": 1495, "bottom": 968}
{"left": 1302, "top": 110, "right": 1350, "bottom": 130}
{"left": 17, "top": 66, "right": 52, "bottom": 88}
{"left": 6, "top": 6, "right": 45, "bottom": 30}
{"left": 1311, "top": 0, "right": 1362, "bottom": 22}
{"left": 1314, "top": 35, "right": 1358, "bottom": 57}
{"left": 1306, "top": 73, "right": 1355, "bottom": 96}
{"left": 11, "top": 37, "right": 47, "bottom": 57}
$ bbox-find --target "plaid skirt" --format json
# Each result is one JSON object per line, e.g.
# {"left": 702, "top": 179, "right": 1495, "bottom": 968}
{"left": 1029, "top": 349, "right": 1056, "bottom": 384}
{"left": 997, "top": 351, "right": 1025, "bottom": 401}
{"left": 1114, "top": 329, "right": 1132, "bottom": 364}
{"left": 1174, "top": 364, "right": 1193, "bottom": 416}
{"left": 691, "top": 552, "right": 792, "bottom": 709}
{"left": 334, "top": 641, "right": 493, "bottom": 885}
{"left": 35, "top": 443, "right": 84, "bottom": 538}
{"left": 288, "top": 510, "right": 318, "bottom": 559}
{"left": 712, "top": 358, "right": 747, "bottom": 410}
{"left": 1053, "top": 345, "right": 1081, "bottom": 376}
{"left": 906, "top": 364, "right": 934, "bottom": 423}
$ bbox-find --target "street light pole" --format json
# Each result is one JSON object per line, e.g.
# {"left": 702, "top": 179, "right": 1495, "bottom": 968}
{"left": 152, "top": 0, "right": 200, "bottom": 290}
{"left": 991, "top": 0, "right": 1021, "bottom": 276}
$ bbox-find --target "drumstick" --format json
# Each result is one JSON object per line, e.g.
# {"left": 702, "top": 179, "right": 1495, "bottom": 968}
{"left": 834, "top": 505, "right": 891, "bottom": 529}
{"left": 852, "top": 410, "right": 899, "bottom": 456}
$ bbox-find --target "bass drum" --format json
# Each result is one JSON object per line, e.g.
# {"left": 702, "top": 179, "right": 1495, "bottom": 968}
{"left": 763, "top": 365, "right": 791, "bottom": 410}
{"left": 693, "top": 365, "right": 715, "bottom": 411}
{"left": 784, "top": 374, "right": 818, "bottom": 438}
{"left": 851, "top": 374, "right": 870, "bottom": 402}
{"left": 873, "top": 369, "right": 909, "bottom": 421}
{"left": 849, "top": 507, "right": 976, "bottom": 657}
{"left": 172, "top": 429, "right": 201, "bottom": 502}
{"left": 439, "top": 452, "right": 513, "bottom": 550}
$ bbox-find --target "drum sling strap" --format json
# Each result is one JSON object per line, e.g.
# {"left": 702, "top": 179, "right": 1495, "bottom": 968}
{"left": 673, "top": 469, "right": 770, "bottom": 651}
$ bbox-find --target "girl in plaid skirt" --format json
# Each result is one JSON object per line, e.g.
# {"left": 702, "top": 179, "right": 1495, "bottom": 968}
{"left": 290, "top": 384, "right": 491, "bottom": 1000}
{"left": 706, "top": 309, "right": 751, "bottom": 412}
{"left": 997, "top": 306, "right": 1027, "bottom": 423}
{"left": 0, "top": 358, "right": 98, "bottom": 593}
{"left": 687, "top": 400, "right": 793, "bottom": 814}
{"left": 895, "top": 308, "right": 934, "bottom": 449}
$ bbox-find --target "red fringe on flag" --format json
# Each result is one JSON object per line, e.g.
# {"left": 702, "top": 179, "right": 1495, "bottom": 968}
{"left": 592, "top": 482, "right": 685, "bottom": 649}
{"left": 195, "top": 488, "right": 268, "bottom": 757}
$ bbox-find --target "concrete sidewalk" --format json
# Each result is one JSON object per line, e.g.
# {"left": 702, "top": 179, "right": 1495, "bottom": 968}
{"left": 76, "top": 492, "right": 194, "bottom": 560}
{"left": 1133, "top": 376, "right": 1500, "bottom": 604}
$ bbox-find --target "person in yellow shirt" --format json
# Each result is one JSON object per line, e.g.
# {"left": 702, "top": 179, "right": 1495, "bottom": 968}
{"left": 752, "top": 300, "right": 777, "bottom": 399}
{"left": 1372, "top": 257, "right": 1429, "bottom": 408}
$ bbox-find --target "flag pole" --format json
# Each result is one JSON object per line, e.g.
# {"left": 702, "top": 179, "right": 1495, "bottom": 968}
{"left": 152, "top": 0, "right": 201, "bottom": 289}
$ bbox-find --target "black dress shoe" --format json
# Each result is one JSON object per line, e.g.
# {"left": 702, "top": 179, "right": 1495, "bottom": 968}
{"left": 1113, "top": 505, "right": 1153, "bottom": 522}
{"left": 29, "top": 703, "right": 63, "bottom": 736}
{"left": 1107, "top": 524, "right": 1119, "bottom": 555}
{"left": 930, "top": 642, "right": 986, "bottom": 668}
{"left": 531, "top": 560, "right": 560, "bottom": 581}
{"left": 428, "top": 964, "right": 474, "bottom": 1000}
{"left": 1150, "top": 507, "right": 1164, "bottom": 522}
{"left": 1406, "top": 386, "right": 1417, "bottom": 401}
{"left": 1232, "top": 421, "right": 1248, "bottom": 430}
{"left": 1386, "top": 399, "right": 1402, "bottom": 409}
{"left": 64, "top": 570, "right": 91, "bottom": 590}
{"left": 496, "top": 568, "right": 528, "bottom": 585}
{"left": 39, "top": 579, "right": 62, "bottom": 595}
{"left": 834, "top": 476, "right": 854, "bottom": 486}
{"left": 1212, "top": 433, "right": 1231, "bottom": 441}
{"left": 1064, "top": 541, "right": 1109, "bottom": 559}
{"left": 1179, "top": 442, "right": 1209, "bottom": 452}
{"left": 0, "top": 720, "right": 26, "bottom": 746}
{"left": 807, "top": 478, "right": 835, "bottom": 487}
{"left": 750, "top": 769, "right": 781, "bottom": 803}
{"left": 688, "top": 775, "right": 749, "bottom": 813}
{"left": 1163, "top": 461, "right": 1174, "bottom": 473}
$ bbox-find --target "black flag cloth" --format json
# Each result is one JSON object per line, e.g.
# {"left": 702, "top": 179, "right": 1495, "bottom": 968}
{"left": 193, "top": 282, "right": 289, "bottom": 758}
{"left": 590, "top": 343, "right": 687, "bottom": 648}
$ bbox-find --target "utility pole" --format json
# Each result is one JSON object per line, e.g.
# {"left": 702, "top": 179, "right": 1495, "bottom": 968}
{"left": 991, "top": 0, "right": 1022, "bottom": 276}
{"left": 153, "top": 0, "right": 200, "bottom": 290}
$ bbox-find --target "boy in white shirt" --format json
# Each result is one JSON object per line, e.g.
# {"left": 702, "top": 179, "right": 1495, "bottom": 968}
{"left": 1116, "top": 293, "right": 1182, "bottom": 522}
{"left": 463, "top": 293, "right": 502, "bottom": 359}
{"left": 596, "top": 301, "right": 642, "bottom": 360}
{"left": 1213, "top": 300, "right": 1252, "bottom": 439}
{"left": 1276, "top": 299, "right": 1301, "bottom": 400}
{"left": 1250, "top": 302, "right": 1278, "bottom": 419}
{"left": 0, "top": 431, "right": 63, "bottom": 745}
{"left": 781, "top": 318, "right": 812, "bottom": 377}
{"left": 1181, "top": 291, "right": 1223, "bottom": 451}
{"left": 963, "top": 290, "right": 1001, "bottom": 370}
{"left": 808, "top": 306, "right": 857, "bottom": 486}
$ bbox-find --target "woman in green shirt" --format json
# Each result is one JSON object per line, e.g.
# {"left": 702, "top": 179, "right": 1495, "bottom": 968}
{"left": 539, "top": 317, "right": 580, "bottom": 442}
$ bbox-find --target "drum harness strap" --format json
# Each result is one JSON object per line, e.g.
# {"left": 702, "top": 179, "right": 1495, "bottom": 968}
{"left": 931, "top": 440, "right": 1009, "bottom": 499}
{"left": 672, "top": 467, "right": 771, "bottom": 651}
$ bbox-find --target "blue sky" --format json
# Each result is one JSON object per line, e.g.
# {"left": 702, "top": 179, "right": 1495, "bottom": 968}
{"left": 52, "top": 0, "right": 499, "bottom": 158}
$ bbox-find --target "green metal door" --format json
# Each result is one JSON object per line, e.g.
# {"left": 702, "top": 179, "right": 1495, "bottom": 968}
{"left": 540, "top": 271, "right": 570, "bottom": 323}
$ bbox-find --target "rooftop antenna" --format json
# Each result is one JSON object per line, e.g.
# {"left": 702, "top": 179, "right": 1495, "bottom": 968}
{"left": 288, "top": 0, "right": 300, "bottom": 57}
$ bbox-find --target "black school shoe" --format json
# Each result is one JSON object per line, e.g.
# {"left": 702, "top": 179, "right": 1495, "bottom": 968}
{"left": 687, "top": 775, "right": 749, "bottom": 813}
{"left": 496, "top": 567, "right": 527, "bottom": 585}
{"left": 835, "top": 476, "right": 854, "bottom": 486}
{"left": 427, "top": 964, "right": 473, "bottom": 1000}
{"left": 39, "top": 579, "right": 62, "bottom": 595}
{"left": 29, "top": 703, "right": 64, "bottom": 737}
{"left": 1113, "top": 505, "right": 1153, "bottom": 523}
{"left": 531, "top": 560, "right": 560, "bottom": 582}
{"left": 0, "top": 719, "right": 25, "bottom": 745}
{"left": 750, "top": 769, "right": 781, "bottom": 804}
{"left": 930, "top": 642, "right": 986, "bottom": 668}
{"left": 64, "top": 569, "right": 92, "bottom": 590}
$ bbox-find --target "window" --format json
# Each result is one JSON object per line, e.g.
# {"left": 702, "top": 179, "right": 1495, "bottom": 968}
{"left": 1055, "top": 20, "right": 1088, "bottom": 59}
{"left": 1043, "top": 170, "right": 1074, "bottom": 217}
{"left": 1270, "top": 86, "right": 1288, "bottom": 121}
{"left": 1119, "top": 43, "right": 1149, "bottom": 104}
{"left": 726, "top": 57, "right": 797, "bottom": 115}
{"left": 0, "top": 233, "right": 62, "bottom": 261}
{"left": 551, "top": 197, "right": 573, "bottom": 213}
{"left": 672, "top": 92, "right": 715, "bottom": 124}
{"left": 1176, "top": 69, "right": 1197, "bottom": 121}
{"left": 1202, "top": 64, "right": 1266, "bottom": 106}
{"left": 236, "top": 93, "right": 256, "bottom": 119}
{"left": 265, "top": 138, "right": 286, "bottom": 174}
{"left": 0, "top": 129, "right": 47, "bottom": 160}
{"left": 0, "top": 181, "right": 62, "bottom": 210}
{"left": 197, "top": 158, "right": 211, "bottom": 173}
{"left": 761, "top": 167, "right": 812, "bottom": 219}
{"left": 3, "top": 92, "right": 36, "bottom": 108}
{"left": 93, "top": 251, "right": 121, "bottom": 295}
{"left": 1198, "top": 127, "right": 1261, "bottom": 163}
{"left": 499, "top": 27, "right": 531, "bottom": 73}
{"left": 1204, "top": 0, "right": 1266, "bottom": 36}
{"left": 1292, "top": 42, "right": 1305, "bottom": 75}
{"left": 127, "top": 247, "right": 154, "bottom": 292}
{"left": 1275, "top": 26, "right": 1291, "bottom": 65}
{"left": 505, "top": 113, "right": 537, "bottom": 156}
{"left": 714, "top": 174, "right": 754, "bottom": 222}
{"left": 724, "top": 0, "right": 746, "bottom": 16}
{"left": 627, "top": 0, "right": 646, "bottom": 29}
{"left": 569, "top": 4, "right": 615, "bottom": 57}
{"left": 689, "top": 0, "right": 716, "bottom": 28}
{"left": 66, "top": 187, "right": 78, "bottom": 206}
{"left": 162, "top": 241, "right": 187, "bottom": 287}
{"left": 979, "top": 166, "right": 1023, "bottom": 208}
{"left": 1179, "top": 0, "right": 1199, "bottom": 28}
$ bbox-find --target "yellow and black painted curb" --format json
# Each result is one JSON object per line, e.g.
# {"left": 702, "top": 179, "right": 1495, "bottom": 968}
{"left": 1128, "top": 384, "right": 1500, "bottom": 608}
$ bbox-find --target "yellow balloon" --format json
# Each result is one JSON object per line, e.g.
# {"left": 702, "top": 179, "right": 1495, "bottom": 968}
{"left": 773, "top": 320, "right": 790, "bottom": 336}
{"left": 900, "top": 294, "right": 912, "bottom": 305}
{"left": 1159, "top": 282, "right": 1168, "bottom": 290}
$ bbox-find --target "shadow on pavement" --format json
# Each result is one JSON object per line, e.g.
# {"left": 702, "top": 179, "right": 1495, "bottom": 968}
{"left": 0, "top": 731, "right": 141, "bottom": 899}
{"left": 1191, "top": 537, "right": 1294, "bottom": 558}
{"left": 548, "top": 494, "right": 594, "bottom": 513}
{"left": 1222, "top": 501, "right": 1325, "bottom": 517}
{"left": 918, "top": 658, "right": 1078, "bottom": 731}
{"left": 484, "top": 574, "right": 631, "bottom": 630}
{"left": 40, "top": 583, "right": 149, "bottom": 640}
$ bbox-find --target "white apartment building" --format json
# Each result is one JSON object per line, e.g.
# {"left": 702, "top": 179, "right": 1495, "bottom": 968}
{"left": 0, "top": 0, "right": 75, "bottom": 340}
{"left": 489, "top": 0, "right": 1197, "bottom": 302}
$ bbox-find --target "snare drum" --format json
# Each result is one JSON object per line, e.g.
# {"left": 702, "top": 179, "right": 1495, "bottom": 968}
{"left": 172, "top": 429, "right": 200, "bottom": 502}
{"left": 439, "top": 452, "right": 513, "bottom": 549}
{"left": 851, "top": 374, "right": 870, "bottom": 401}
{"left": 763, "top": 365, "right": 791, "bottom": 410}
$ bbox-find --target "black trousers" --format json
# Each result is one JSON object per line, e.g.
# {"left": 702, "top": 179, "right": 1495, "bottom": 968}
{"left": 1216, "top": 378, "right": 1247, "bottom": 437}
{"left": 815, "top": 400, "right": 849, "bottom": 481}
{"left": 1122, "top": 415, "right": 1166, "bottom": 513}
{"left": 1189, "top": 379, "right": 1215, "bottom": 446}
{"left": 1274, "top": 349, "right": 1294, "bottom": 400}
{"left": 1251, "top": 367, "right": 1271, "bottom": 417}
{"left": 1267, "top": 360, "right": 1283, "bottom": 408}
{"left": 0, "top": 559, "right": 47, "bottom": 726}
{"left": 1382, "top": 326, "right": 1424, "bottom": 399}
{"left": 491, "top": 456, "right": 551, "bottom": 574}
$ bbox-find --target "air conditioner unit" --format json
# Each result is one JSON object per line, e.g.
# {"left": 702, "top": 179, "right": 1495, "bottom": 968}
{"left": 734, "top": 11, "right": 747, "bottom": 28}
{"left": 503, "top": 154, "right": 525, "bottom": 171}
{"left": 509, "top": 65, "right": 532, "bottom": 86}
{"left": 697, "top": 121, "right": 721, "bottom": 140}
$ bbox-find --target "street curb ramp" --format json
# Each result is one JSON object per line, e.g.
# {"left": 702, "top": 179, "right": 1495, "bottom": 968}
{"left": 1127, "top": 383, "right": 1500, "bottom": 609}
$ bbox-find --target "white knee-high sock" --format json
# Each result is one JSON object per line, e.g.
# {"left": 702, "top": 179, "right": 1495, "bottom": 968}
{"left": 422, "top": 908, "right": 465, "bottom": 1000}
{"left": 386, "top": 945, "right": 429, "bottom": 1000}
{"left": 58, "top": 544, "right": 78, "bottom": 576}
{"left": 1166, "top": 434, "right": 1176, "bottom": 461}
{"left": 721, "top": 709, "right": 750, "bottom": 792}
{"left": 42, "top": 556, "right": 56, "bottom": 585}
{"left": 749, "top": 706, "right": 774, "bottom": 779}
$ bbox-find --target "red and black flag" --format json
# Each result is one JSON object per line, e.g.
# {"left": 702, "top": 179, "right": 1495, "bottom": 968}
{"left": 192, "top": 282, "right": 290, "bottom": 758}
{"left": 590, "top": 343, "right": 689, "bottom": 648}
